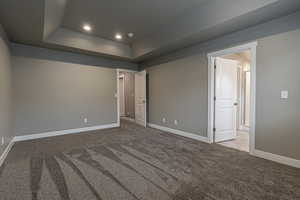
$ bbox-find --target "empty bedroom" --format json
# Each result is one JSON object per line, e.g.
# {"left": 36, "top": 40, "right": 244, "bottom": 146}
{"left": 1, "top": 0, "right": 300, "bottom": 199}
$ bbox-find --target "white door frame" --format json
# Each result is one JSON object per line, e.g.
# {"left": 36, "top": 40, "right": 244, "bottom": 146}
{"left": 116, "top": 68, "right": 140, "bottom": 126}
{"left": 207, "top": 41, "right": 257, "bottom": 155}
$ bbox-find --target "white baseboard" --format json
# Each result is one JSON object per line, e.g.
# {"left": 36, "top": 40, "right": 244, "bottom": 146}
{"left": 0, "top": 139, "right": 14, "bottom": 167}
{"left": 5, "top": 122, "right": 299, "bottom": 169}
{"left": 13, "top": 123, "right": 119, "bottom": 142}
{"left": 253, "top": 149, "right": 300, "bottom": 169}
{"left": 148, "top": 123, "right": 209, "bottom": 143}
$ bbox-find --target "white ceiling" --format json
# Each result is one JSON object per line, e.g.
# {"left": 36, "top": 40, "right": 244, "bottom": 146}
{"left": 62, "top": 0, "right": 209, "bottom": 44}
{"left": 1, "top": 0, "right": 300, "bottom": 61}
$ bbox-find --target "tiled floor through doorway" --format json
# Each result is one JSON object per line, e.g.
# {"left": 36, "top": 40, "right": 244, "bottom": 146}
{"left": 218, "top": 131, "right": 249, "bottom": 152}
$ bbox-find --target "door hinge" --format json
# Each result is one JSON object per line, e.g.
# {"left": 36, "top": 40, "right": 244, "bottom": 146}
{"left": 214, "top": 63, "right": 216, "bottom": 69}
{"left": 214, "top": 96, "right": 216, "bottom": 101}
{"left": 213, "top": 127, "right": 216, "bottom": 132}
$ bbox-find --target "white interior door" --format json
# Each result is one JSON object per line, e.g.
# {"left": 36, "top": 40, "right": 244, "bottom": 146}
{"left": 119, "top": 77, "right": 125, "bottom": 116}
{"left": 214, "top": 57, "right": 238, "bottom": 142}
{"left": 135, "top": 70, "right": 147, "bottom": 127}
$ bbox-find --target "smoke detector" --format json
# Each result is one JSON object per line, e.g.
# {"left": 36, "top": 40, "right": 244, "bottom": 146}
{"left": 127, "top": 33, "right": 134, "bottom": 38}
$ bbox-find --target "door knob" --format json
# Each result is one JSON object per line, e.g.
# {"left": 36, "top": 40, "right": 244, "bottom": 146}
{"left": 234, "top": 102, "right": 238, "bottom": 106}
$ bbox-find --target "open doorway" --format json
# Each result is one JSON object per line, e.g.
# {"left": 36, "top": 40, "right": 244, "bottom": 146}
{"left": 117, "top": 69, "right": 147, "bottom": 127}
{"left": 207, "top": 42, "right": 257, "bottom": 154}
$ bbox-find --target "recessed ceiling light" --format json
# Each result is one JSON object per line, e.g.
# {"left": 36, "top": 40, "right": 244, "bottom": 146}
{"left": 115, "top": 33, "right": 122, "bottom": 40}
{"left": 83, "top": 25, "right": 92, "bottom": 32}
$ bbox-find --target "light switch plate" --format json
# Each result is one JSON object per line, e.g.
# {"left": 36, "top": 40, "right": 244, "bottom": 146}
{"left": 281, "top": 90, "right": 288, "bottom": 99}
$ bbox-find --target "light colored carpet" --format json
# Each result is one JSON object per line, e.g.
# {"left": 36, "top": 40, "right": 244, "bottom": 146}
{"left": 0, "top": 120, "right": 299, "bottom": 200}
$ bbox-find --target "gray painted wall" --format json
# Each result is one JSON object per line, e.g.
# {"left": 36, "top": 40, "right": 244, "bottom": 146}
{"left": 12, "top": 51, "right": 118, "bottom": 136}
{"left": 0, "top": 25, "right": 14, "bottom": 156}
{"left": 256, "top": 29, "right": 300, "bottom": 160}
{"left": 148, "top": 53, "right": 208, "bottom": 136}
{"left": 147, "top": 28, "right": 300, "bottom": 160}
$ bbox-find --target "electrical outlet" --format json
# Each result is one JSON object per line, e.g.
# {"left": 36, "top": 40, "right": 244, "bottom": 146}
{"left": 162, "top": 118, "right": 166, "bottom": 123}
{"left": 174, "top": 120, "right": 178, "bottom": 125}
{"left": 281, "top": 90, "right": 288, "bottom": 99}
{"left": 1, "top": 137, "right": 4, "bottom": 145}
{"left": 84, "top": 118, "right": 88, "bottom": 123}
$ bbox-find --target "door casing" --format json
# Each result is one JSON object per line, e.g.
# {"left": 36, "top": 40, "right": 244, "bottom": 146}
{"left": 116, "top": 69, "right": 147, "bottom": 127}
{"left": 207, "top": 41, "right": 257, "bottom": 155}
